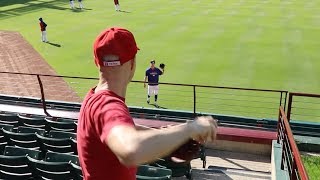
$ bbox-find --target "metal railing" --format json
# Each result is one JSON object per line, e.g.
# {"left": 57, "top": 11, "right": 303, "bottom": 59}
{"left": 287, "top": 92, "right": 320, "bottom": 122}
{"left": 0, "top": 71, "right": 288, "bottom": 119}
{"left": 277, "top": 107, "right": 309, "bottom": 180}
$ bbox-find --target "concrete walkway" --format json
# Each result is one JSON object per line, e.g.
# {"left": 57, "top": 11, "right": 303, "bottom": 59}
{"left": 174, "top": 149, "right": 271, "bottom": 180}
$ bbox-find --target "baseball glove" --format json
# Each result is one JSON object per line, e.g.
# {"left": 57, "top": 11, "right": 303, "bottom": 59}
{"left": 159, "top": 63, "right": 165, "bottom": 69}
{"left": 169, "top": 139, "right": 200, "bottom": 163}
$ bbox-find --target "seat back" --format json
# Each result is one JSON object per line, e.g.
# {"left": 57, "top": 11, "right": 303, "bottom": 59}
{"left": 0, "top": 123, "right": 14, "bottom": 153}
{"left": 0, "top": 123, "right": 14, "bottom": 132}
{"left": 45, "top": 152, "right": 80, "bottom": 166}
{"left": 0, "top": 113, "right": 19, "bottom": 126}
{"left": 4, "top": 146, "right": 41, "bottom": 159}
{"left": 0, "top": 146, "right": 40, "bottom": 180}
{"left": 151, "top": 157, "right": 191, "bottom": 178}
{"left": 28, "top": 157, "right": 74, "bottom": 179}
{"left": 71, "top": 163, "right": 83, "bottom": 180}
{"left": 3, "top": 129, "right": 39, "bottom": 149}
{"left": 0, "top": 155, "right": 33, "bottom": 180}
{"left": 45, "top": 119, "right": 77, "bottom": 132}
{"left": 36, "top": 134, "right": 74, "bottom": 154}
{"left": 46, "top": 116, "right": 77, "bottom": 123}
{"left": 18, "top": 115, "right": 47, "bottom": 129}
{"left": 136, "top": 165, "right": 172, "bottom": 180}
{"left": 17, "top": 126, "right": 46, "bottom": 136}
{"left": 49, "top": 130, "right": 76, "bottom": 139}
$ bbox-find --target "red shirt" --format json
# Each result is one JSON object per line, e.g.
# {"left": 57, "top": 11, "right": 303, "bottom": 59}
{"left": 39, "top": 21, "right": 46, "bottom": 31}
{"left": 77, "top": 88, "right": 137, "bottom": 180}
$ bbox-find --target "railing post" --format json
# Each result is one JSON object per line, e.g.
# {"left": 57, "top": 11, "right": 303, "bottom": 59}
{"left": 283, "top": 92, "right": 288, "bottom": 111}
{"left": 287, "top": 93, "right": 293, "bottom": 121}
{"left": 193, "top": 86, "right": 196, "bottom": 118}
{"left": 281, "top": 133, "right": 286, "bottom": 170}
{"left": 277, "top": 108, "right": 281, "bottom": 143}
{"left": 292, "top": 158, "right": 297, "bottom": 180}
{"left": 36, "top": 75, "right": 50, "bottom": 116}
{"left": 280, "top": 92, "right": 283, "bottom": 108}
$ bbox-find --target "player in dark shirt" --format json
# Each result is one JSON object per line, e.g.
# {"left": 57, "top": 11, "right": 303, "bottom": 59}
{"left": 39, "top": 18, "right": 48, "bottom": 42}
{"left": 144, "top": 60, "right": 164, "bottom": 107}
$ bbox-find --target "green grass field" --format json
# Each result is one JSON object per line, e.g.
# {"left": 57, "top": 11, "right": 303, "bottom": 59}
{"left": 1, "top": 0, "right": 320, "bottom": 119}
{"left": 302, "top": 155, "right": 320, "bottom": 180}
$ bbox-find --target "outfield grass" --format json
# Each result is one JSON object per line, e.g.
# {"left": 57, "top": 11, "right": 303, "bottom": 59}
{"left": 302, "top": 155, "right": 320, "bottom": 180}
{"left": 1, "top": 0, "right": 320, "bottom": 119}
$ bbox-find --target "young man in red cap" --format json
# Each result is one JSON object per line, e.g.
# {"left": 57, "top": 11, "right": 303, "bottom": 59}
{"left": 77, "top": 26, "right": 218, "bottom": 180}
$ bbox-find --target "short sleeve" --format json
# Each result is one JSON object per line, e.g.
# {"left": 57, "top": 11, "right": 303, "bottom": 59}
{"left": 92, "top": 100, "right": 135, "bottom": 143}
{"left": 157, "top": 68, "right": 163, "bottom": 75}
{"left": 145, "top": 69, "right": 149, "bottom": 76}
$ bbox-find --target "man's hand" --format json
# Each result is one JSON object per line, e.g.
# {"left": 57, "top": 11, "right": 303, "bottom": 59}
{"left": 188, "top": 116, "right": 218, "bottom": 144}
{"left": 144, "top": 83, "right": 146, "bottom": 88}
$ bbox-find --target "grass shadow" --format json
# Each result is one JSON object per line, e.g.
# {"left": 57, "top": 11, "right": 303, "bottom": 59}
{"left": 119, "top": 10, "right": 131, "bottom": 13}
{"left": 46, "top": 42, "right": 61, "bottom": 47}
{"left": 150, "top": 103, "right": 167, "bottom": 109}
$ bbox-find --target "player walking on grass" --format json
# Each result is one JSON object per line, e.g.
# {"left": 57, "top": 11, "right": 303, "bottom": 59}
{"left": 144, "top": 60, "right": 165, "bottom": 107}
{"left": 70, "top": 0, "right": 75, "bottom": 9}
{"left": 78, "top": 0, "right": 84, "bottom": 9}
{"left": 39, "top": 18, "right": 48, "bottom": 43}
{"left": 114, "top": 0, "right": 120, "bottom": 11}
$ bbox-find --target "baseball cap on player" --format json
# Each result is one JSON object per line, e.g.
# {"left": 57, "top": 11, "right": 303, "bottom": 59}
{"left": 150, "top": 60, "right": 155, "bottom": 64}
{"left": 93, "top": 27, "right": 139, "bottom": 67}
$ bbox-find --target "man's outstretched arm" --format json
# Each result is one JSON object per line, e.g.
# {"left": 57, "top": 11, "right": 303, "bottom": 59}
{"left": 105, "top": 116, "right": 217, "bottom": 166}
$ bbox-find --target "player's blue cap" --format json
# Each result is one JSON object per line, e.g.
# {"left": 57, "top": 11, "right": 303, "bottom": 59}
{"left": 150, "top": 60, "right": 155, "bottom": 64}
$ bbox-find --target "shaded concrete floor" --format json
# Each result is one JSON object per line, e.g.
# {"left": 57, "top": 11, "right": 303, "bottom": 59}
{"left": 173, "top": 149, "right": 271, "bottom": 180}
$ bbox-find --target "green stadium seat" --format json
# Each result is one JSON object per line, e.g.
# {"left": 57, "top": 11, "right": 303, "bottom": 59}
{"left": 136, "top": 165, "right": 172, "bottom": 180}
{"left": 71, "top": 138, "right": 78, "bottom": 155}
{"left": 3, "top": 129, "right": 40, "bottom": 149}
{"left": 0, "top": 124, "right": 13, "bottom": 154}
{"left": 4, "top": 146, "right": 41, "bottom": 159}
{"left": 0, "top": 156, "right": 33, "bottom": 179}
{"left": 45, "top": 152, "right": 83, "bottom": 179}
{"left": 46, "top": 116, "right": 78, "bottom": 123}
{"left": 0, "top": 112, "right": 19, "bottom": 126}
{"left": 17, "top": 126, "right": 46, "bottom": 136}
{"left": 45, "top": 119, "right": 77, "bottom": 132}
{"left": 36, "top": 134, "right": 75, "bottom": 154}
{"left": 49, "top": 130, "right": 76, "bottom": 140}
{"left": 0, "top": 146, "right": 41, "bottom": 180}
{"left": 71, "top": 163, "right": 83, "bottom": 180}
{"left": 151, "top": 158, "right": 192, "bottom": 179}
{"left": 18, "top": 114, "right": 47, "bottom": 129}
{"left": 18, "top": 113, "right": 45, "bottom": 121}
{"left": 45, "top": 151, "right": 80, "bottom": 166}
{"left": 28, "top": 157, "right": 75, "bottom": 179}
{"left": 0, "top": 123, "right": 14, "bottom": 132}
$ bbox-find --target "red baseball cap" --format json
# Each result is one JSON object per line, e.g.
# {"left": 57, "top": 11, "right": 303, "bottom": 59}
{"left": 93, "top": 27, "right": 139, "bottom": 67}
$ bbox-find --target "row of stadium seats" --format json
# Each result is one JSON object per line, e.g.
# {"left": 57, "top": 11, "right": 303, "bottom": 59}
{"left": 0, "top": 123, "right": 76, "bottom": 155}
{"left": 0, "top": 144, "right": 173, "bottom": 180}
{"left": 0, "top": 111, "right": 194, "bottom": 179}
{"left": 0, "top": 112, "right": 77, "bottom": 132}
{"left": 0, "top": 127, "right": 173, "bottom": 179}
{"left": 0, "top": 145, "right": 82, "bottom": 179}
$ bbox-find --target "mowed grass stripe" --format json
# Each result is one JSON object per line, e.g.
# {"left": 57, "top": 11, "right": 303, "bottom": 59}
{"left": 0, "top": 0, "right": 319, "bottom": 120}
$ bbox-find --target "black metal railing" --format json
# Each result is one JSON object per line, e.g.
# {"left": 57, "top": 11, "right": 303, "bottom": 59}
{"left": 277, "top": 107, "right": 309, "bottom": 180}
{"left": 0, "top": 71, "right": 288, "bottom": 119}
